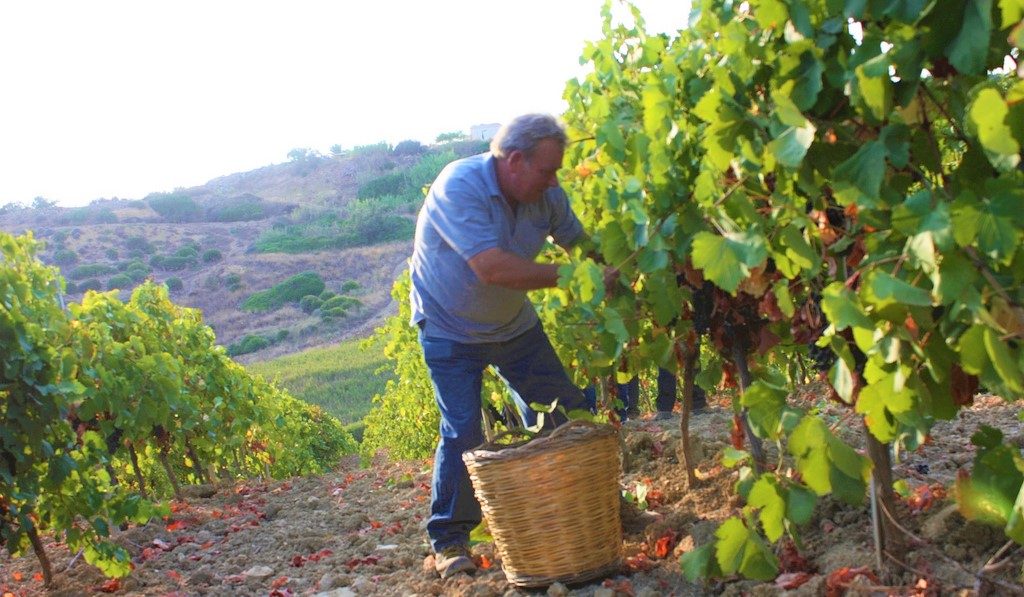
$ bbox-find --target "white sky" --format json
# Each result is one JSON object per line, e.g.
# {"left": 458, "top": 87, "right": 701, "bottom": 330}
{"left": 0, "top": 1, "right": 690, "bottom": 208}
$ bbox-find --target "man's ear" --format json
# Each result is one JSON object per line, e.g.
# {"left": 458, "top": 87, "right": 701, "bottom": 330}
{"left": 506, "top": 149, "right": 526, "bottom": 172}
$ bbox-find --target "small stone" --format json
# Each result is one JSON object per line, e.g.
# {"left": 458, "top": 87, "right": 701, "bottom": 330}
{"left": 593, "top": 588, "right": 616, "bottom": 597}
{"left": 242, "top": 565, "right": 274, "bottom": 578}
{"left": 547, "top": 582, "right": 569, "bottom": 597}
{"left": 375, "top": 543, "right": 399, "bottom": 550}
{"left": 318, "top": 573, "right": 340, "bottom": 590}
{"left": 313, "top": 589, "right": 356, "bottom": 597}
{"left": 350, "top": 577, "right": 372, "bottom": 593}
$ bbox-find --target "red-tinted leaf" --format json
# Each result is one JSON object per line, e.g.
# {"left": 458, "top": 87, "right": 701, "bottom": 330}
{"left": 32, "top": 573, "right": 43, "bottom": 582}
{"left": 776, "top": 572, "right": 815, "bottom": 590}
{"left": 166, "top": 570, "right": 183, "bottom": 583}
{"left": 369, "top": 520, "right": 383, "bottom": 529}
{"left": 602, "top": 578, "right": 636, "bottom": 596}
{"left": 269, "top": 589, "right": 293, "bottom": 597}
{"left": 270, "top": 576, "right": 289, "bottom": 589}
{"left": 165, "top": 520, "right": 188, "bottom": 532}
{"left": 624, "top": 552, "right": 657, "bottom": 572}
{"left": 653, "top": 530, "right": 679, "bottom": 559}
{"left": 646, "top": 489, "right": 666, "bottom": 509}
{"left": 477, "top": 554, "right": 492, "bottom": 569}
{"left": 11, "top": 572, "right": 23, "bottom": 582}
{"left": 826, "top": 566, "right": 879, "bottom": 596}
{"left": 290, "top": 555, "right": 305, "bottom": 567}
{"left": 731, "top": 415, "right": 745, "bottom": 450}
{"left": 98, "top": 579, "right": 121, "bottom": 593}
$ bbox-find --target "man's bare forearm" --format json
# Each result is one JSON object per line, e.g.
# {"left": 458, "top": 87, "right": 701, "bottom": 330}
{"left": 467, "top": 248, "right": 560, "bottom": 290}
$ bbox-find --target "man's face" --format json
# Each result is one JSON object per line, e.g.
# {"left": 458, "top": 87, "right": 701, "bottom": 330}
{"left": 508, "top": 138, "right": 563, "bottom": 204}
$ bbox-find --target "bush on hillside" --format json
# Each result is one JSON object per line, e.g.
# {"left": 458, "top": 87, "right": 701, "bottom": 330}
{"left": 59, "top": 206, "right": 117, "bottom": 225}
{"left": 105, "top": 248, "right": 118, "bottom": 260}
{"left": 299, "top": 295, "right": 323, "bottom": 314}
{"left": 165, "top": 277, "right": 184, "bottom": 291}
{"left": 227, "top": 334, "right": 271, "bottom": 356}
{"left": 225, "top": 273, "right": 242, "bottom": 291}
{"left": 69, "top": 263, "right": 116, "bottom": 280}
{"left": 241, "top": 272, "right": 325, "bottom": 312}
{"left": 202, "top": 249, "right": 222, "bottom": 263}
{"left": 393, "top": 139, "right": 426, "bottom": 156}
{"left": 321, "top": 295, "right": 361, "bottom": 311}
{"left": 146, "top": 192, "right": 201, "bottom": 223}
{"left": 205, "top": 194, "right": 266, "bottom": 222}
{"left": 321, "top": 307, "right": 349, "bottom": 320}
{"left": 52, "top": 248, "right": 78, "bottom": 266}
{"left": 318, "top": 290, "right": 336, "bottom": 301}
{"left": 125, "top": 236, "right": 155, "bottom": 254}
{"left": 107, "top": 274, "right": 133, "bottom": 291}
{"left": 341, "top": 280, "right": 361, "bottom": 293}
{"left": 77, "top": 278, "right": 104, "bottom": 293}
{"left": 357, "top": 171, "right": 407, "bottom": 200}
{"left": 150, "top": 254, "right": 197, "bottom": 271}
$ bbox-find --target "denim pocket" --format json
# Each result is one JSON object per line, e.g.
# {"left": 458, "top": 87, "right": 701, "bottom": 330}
{"left": 419, "top": 332, "right": 454, "bottom": 362}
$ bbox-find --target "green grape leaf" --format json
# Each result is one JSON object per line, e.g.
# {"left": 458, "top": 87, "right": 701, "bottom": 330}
{"left": 680, "top": 543, "right": 721, "bottom": 581}
{"left": 947, "top": 0, "right": 994, "bottom": 75}
{"left": 748, "top": 477, "right": 787, "bottom": 542}
{"left": 769, "top": 122, "right": 817, "bottom": 168}
{"left": 714, "top": 517, "right": 780, "bottom": 580}
{"left": 786, "top": 484, "right": 817, "bottom": 525}
{"left": 863, "top": 270, "right": 933, "bottom": 308}
{"left": 789, "top": 416, "right": 869, "bottom": 504}
{"left": 855, "top": 54, "right": 893, "bottom": 121}
{"left": 957, "top": 426, "right": 1024, "bottom": 527}
{"left": 820, "top": 283, "right": 872, "bottom": 330}
{"left": 741, "top": 381, "right": 788, "bottom": 440}
{"left": 833, "top": 141, "right": 886, "bottom": 203}
{"left": 969, "top": 88, "right": 1022, "bottom": 172}
{"left": 691, "top": 231, "right": 767, "bottom": 294}
{"left": 983, "top": 327, "right": 1024, "bottom": 394}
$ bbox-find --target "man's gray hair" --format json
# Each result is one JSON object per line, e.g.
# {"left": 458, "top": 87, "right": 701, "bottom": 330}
{"left": 490, "top": 114, "right": 567, "bottom": 159}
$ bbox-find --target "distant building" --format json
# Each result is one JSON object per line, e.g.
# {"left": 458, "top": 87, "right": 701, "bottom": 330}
{"left": 469, "top": 123, "right": 501, "bottom": 141}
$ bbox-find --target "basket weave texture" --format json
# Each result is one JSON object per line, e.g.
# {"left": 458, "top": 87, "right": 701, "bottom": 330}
{"left": 462, "top": 421, "right": 622, "bottom": 587}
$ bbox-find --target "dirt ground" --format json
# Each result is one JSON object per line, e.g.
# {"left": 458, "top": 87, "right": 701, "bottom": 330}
{"left": 2, "top": 392, "right": 1023, "bottom": 596}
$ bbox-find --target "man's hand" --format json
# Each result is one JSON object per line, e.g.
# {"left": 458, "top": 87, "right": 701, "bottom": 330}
{"left": 467, "top": 248, "right": 561, "bottom": 290}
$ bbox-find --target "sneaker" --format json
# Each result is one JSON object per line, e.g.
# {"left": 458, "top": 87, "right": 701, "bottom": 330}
{"left": 434, "top": 544, "right": 476, "bottom": 579}
{"left": 653, "top": 411, "right": 673, "bottom": 421}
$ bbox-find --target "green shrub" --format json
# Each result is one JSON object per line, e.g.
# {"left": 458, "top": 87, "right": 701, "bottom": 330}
{"left": 105, "top": 248, "right": 118, "bottom": 260}
{"left": 52, "top": 248, "right": 78, "bottom": 266}
{"left": 166, "top": 277, "right": 184, "bottom": 291}
{"left": 52, "top": 230, "right": 69, "bottom": 244}
{"left": 225, "top": 273, "right": 242, "bottom": 291}
{"left": 203, "top": 275, "right": 221, "bottom": 290}
{"left": 174, "top": 246, "right": 198, "bottom": 259}
{"left": 321, "top": 307, "right": 348, "bottom": 319}
{"left": 321, "top": 295, "right": 361, "bottom": 311}
{"left": 107, "top": 274, "right": 133, "bottom": 290}
{"left": 206, "top": 195, "right": 266, "bottom": 222}
{"left": 201, "top": 249, "right": 222, "bottom": 263}
{"left": 393, "top": 139, "right": 426, "bottom": 156}
{"left": 151, "top": 254, "right": 196, "bottom": 271}
{"left": 341, "top": 280, "right": 361, "bottom": 293}
{"left": 227, "top": 334, "right": 271, "bottom": 356}
{"left": 319, "top": 290, "right": 336, "bottom": 301}
{"left": 60, "top": 206, "right": 117, "bottom": 225}
{"left": 126, "top": 263, "right": 151, "bottom": 282}
{"left": 77, "top": 278, "right": 103, "bottom": 292}
{"left": 125, "top": 237, "right": 155, "bottom": 254}
{"left": 69, "top": 263, "right": 116, "bottom": 280}
{"left": 146, "top": 192, "right": 200, "bottom": 222}
{"left": 357, "top": 171, "right": 407, "bottom": 199}
{"left": 299, "top": 295, "right": 323, "bottom": 314}
{"left": 241, "top": 272, "right": 325, "bottom": 312}
{"left": 274, "top": 329, "right": 290, "bottom": 342}
{"left": 252, "top": 205, "right": 414, "bottom": 254}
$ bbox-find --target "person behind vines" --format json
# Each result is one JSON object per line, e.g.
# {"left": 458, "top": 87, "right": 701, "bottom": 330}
{"left": 408, "top": 113, "right": 604, "bottom": 579}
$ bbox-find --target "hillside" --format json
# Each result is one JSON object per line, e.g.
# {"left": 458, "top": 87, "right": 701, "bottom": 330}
{"left": 0, "top": 140, "right": 487, "bottom": 361}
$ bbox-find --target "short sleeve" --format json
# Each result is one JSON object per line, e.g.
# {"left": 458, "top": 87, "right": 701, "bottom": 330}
{"left": 424, "top": 167, "right": 501, "bottom": 261}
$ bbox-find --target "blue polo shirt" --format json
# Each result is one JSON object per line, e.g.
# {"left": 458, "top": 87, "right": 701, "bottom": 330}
{"left": 409, "top": 153, "right": 583, "bottom": 343}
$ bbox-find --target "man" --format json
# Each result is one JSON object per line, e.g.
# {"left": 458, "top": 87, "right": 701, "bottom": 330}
{"left": 409, "top": 113, "right": 589, "bottom": 579}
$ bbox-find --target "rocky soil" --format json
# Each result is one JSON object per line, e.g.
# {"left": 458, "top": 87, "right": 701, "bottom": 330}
{"left": 2, "top": 393, "right": 1023, "bottom": 596}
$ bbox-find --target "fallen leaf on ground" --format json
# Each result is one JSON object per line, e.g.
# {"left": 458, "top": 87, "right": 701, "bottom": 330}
{"left": 775, "top": 572, "right": 814, "bottom": 589}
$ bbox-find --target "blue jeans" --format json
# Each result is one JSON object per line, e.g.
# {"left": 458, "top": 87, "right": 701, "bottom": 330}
{"left": 419, "top": 321, "right": 586, "bottom": 552}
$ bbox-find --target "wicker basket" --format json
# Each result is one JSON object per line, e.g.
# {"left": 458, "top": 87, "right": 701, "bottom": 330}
{"left": 462, "top": 420, "right": 623, "bottom": 587}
